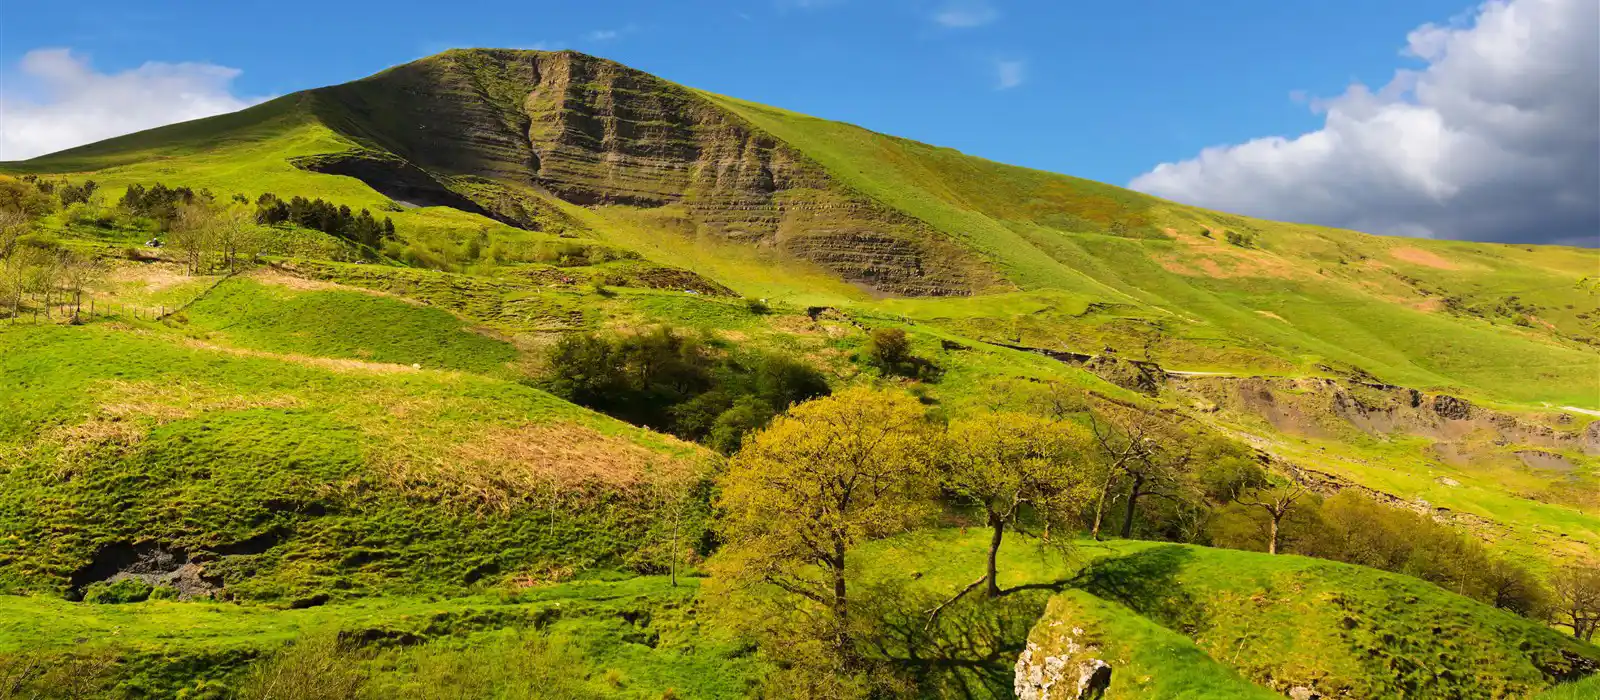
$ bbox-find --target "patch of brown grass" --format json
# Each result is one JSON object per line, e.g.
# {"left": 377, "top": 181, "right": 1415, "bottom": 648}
{"left": 1389, "top": 246, "right": 1460, "bottom": 270}
{"left": 103, "top": 262, "right": 194, "bottom": 292}
{"left": 1413, "top": 298, "right": 1445, "bottom": 313}
{"left": 250, "top": 268, "right": 420, "bottom": 304}
{"left": 44, "top": 380, "right": 302, "bottom": 472}
{"left": 381, "top": 423, "right": 704, "bottom": 511}
{"left": 180, "top": 338, "right": 423, "bottom": 374}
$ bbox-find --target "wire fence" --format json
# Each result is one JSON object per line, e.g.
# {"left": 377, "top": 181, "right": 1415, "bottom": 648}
{"left": 3, "top": 295, "right": 171, "bottom": 325}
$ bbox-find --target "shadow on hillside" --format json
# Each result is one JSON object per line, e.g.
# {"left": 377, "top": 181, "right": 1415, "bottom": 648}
{"left": 864, "top": 544, "right": 1201, "bottom": 698}
{"left": 1072, "top": 544, "right": 1205, "bottom": 634}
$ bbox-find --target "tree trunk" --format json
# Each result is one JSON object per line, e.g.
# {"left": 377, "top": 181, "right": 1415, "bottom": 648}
{"left": 1090, "top": 473, "right": 1114, "bottom": 540}
{"left": 669, "top": 508, "right": 680, "bottom": 587}
{"left": 1120, "top": 475, "right": 1145, "bottom": 539}
{"left": 831, "top": 542, "right": 854, "bottom": 665}
{"left": 986, "top": 511, "right": 1005, "bottom": 598}
{"left": 1267, "top": 514, "right": 1281, "bottom": 555}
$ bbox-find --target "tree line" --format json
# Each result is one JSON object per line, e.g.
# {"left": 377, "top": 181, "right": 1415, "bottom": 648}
{"left": 1, "top": 177, "right": 105, "bottom": 322}
{"left": 252, "top": 193, "right": 395, "bottom": 251}
{"left": 14, "top": 176, "right": 398, "bottom": 258}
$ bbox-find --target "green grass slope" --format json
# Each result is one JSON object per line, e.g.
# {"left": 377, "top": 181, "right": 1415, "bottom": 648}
{"left": 181, "top": 273, "right": 520, "bottom": 377}
{"left": 0, "top": 319, "right": 708, "bottom": 602}
{"left": 8, "top": 48, "right": 1595, "bottom": 407}
{"left": 1022, "top": 589, "right": 1279, "bottom": 699}
{"left": 1070, "top": 542, "right": 1600, "bottom": 698}
{"left": 0, "top": 577, "right": 762, "bottom": 699}
{"left": 706, "top": 93, "right": 1600, "bottom": 407}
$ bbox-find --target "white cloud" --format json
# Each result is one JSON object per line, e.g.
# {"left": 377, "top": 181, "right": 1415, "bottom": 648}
{"left": 584, "top": 25, "right": 640, "bottom": 42}
{"left": 934, "top": 0, "right": 999, "bottom": 28}
{"left": 1130, "top": 0, "right": 1600, "bottom": 246}
{"left": 0, "top": 49, "right": 265, "bottom": 161}
{"left": 995, "top": 59, "right": 1026, "bottom": 90}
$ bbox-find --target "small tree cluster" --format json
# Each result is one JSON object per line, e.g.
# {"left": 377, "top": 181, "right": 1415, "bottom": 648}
{"left": 1223, "top": 230, "right": 1256, "bottom": 248}
{"left": 544, "top": 327, "right": 831, "bottom": 452}
{"left": 1, "top": 232, "right": 105, "bottom": 322}
{"left": 57, "top": 180, "right": 99, "bottom": 206}
{"left": 254, "top": 193, "right": 395, "bottom": 250}
{"left": 169, "top": 201, "right": 265, "bottom": 274}
{"left": 119, "top": 183, "right": 201, "bottom": 227}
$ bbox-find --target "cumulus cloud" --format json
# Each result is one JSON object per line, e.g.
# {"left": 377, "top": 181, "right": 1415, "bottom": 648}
{"left": 1130, "top": 0, "right": 1599, "bottom": 246}
{"left": 934, "top": 0, "right": 999, "bottom": 28}
{"left": 0, "top": 49, "right": 266, "bottom": 161}
{"left": 994, "top": 59, "right": 1026, "bottom": 90}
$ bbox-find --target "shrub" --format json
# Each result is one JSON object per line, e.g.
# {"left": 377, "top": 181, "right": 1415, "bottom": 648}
{"left": 544, "top": 328, "right": 829, "bottom": 450}
{"left": 1293, "top": 492, "right": 1548, "bottom": 614}
{"left": 865, "top": 327, "right": 939, "bottom": 380}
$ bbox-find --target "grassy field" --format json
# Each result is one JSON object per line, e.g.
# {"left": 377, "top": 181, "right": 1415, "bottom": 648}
{"left": 856, "top": 531, "right": 1599, "bottom": 698}
{"left": 0, "top": 576, "right": 764, "bottom": 699}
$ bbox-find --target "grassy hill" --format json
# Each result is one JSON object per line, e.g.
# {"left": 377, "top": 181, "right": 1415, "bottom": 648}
{"left": 9, "top": 49, "right": 1596, "bottom": 408}
{"left": 0, "top": 297, "right": 710, "bottom": 603}
{"left": 2, "top": 47, "right": 1597, "bottom": 697}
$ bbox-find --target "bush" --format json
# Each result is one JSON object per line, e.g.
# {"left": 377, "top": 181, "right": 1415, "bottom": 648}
{"left": 1293, "top": 492, "right": 1548, "bottom": 615}
{"left": 745, "top": 298, "right": 770, "bottom": 315}
{"left": 544, "top": 327, "right": 830, "bottom": 451}
{"left": 865, "top": 327, "right": 939, "bottom": 380}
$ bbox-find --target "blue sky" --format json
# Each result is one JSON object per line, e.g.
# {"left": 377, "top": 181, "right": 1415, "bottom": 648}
{"left": 3, "top": 0, "right": 1595, "bottom": 244}
{"left": 0, "top": 0, "right": 1469, "bottom": 183}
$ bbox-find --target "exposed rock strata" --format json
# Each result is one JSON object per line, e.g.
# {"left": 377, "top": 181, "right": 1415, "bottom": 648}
{"left": 308, "top": 49, "right": 998, "bottom": 296}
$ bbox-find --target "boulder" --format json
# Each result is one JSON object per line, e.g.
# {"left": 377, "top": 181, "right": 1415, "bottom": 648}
{"left": 1015, "top": 621, "right": 1113, "bottom": 700}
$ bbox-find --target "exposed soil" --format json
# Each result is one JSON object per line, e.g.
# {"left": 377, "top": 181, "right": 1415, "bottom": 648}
{"left": 68, "top": 544, "right": 219, "bottom": 601}
{"left": 1517, "top": 450, "right": 1577, "bottom": 472}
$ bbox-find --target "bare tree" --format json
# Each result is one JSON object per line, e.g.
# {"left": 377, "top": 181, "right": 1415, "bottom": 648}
{"left": 170, "top": 203, "right": 218, "bottom": 274}
{"left": 0, "top": 209, "right": 26, "bottom": 259}
{"left": 1086, "top": 408, "right": 1153, "bottom": 540}
{"left": 58, "top": 251, "right": 106, "bottom": 322}
{"left": 1233, "top": 479, "right": 1309, "bottom": 554}
{"left": 213, "top": 203, "right": 263, "bottom": 272}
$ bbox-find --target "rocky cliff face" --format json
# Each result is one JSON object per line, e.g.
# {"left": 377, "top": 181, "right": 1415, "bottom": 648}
{"left": 307, "top": 49, "right": 996, "bottom": 296}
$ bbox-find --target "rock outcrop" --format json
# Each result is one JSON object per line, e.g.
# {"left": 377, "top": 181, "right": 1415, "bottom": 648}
{"left": 1016, "top": 614, "right": 1113, "bottom": 700}
{"left": 306, "top": 49, "right": 999, "bottom": 297}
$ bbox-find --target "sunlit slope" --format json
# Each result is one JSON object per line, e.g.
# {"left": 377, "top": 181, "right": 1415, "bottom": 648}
{"left": 706, "top": 93, "right": 1600, "bottom": 406}
{"left": 0, "top": 311, "right": 708, "bottom": 602}
{"left": 5, "top": 49, "right": 1595, "bottom": 405}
